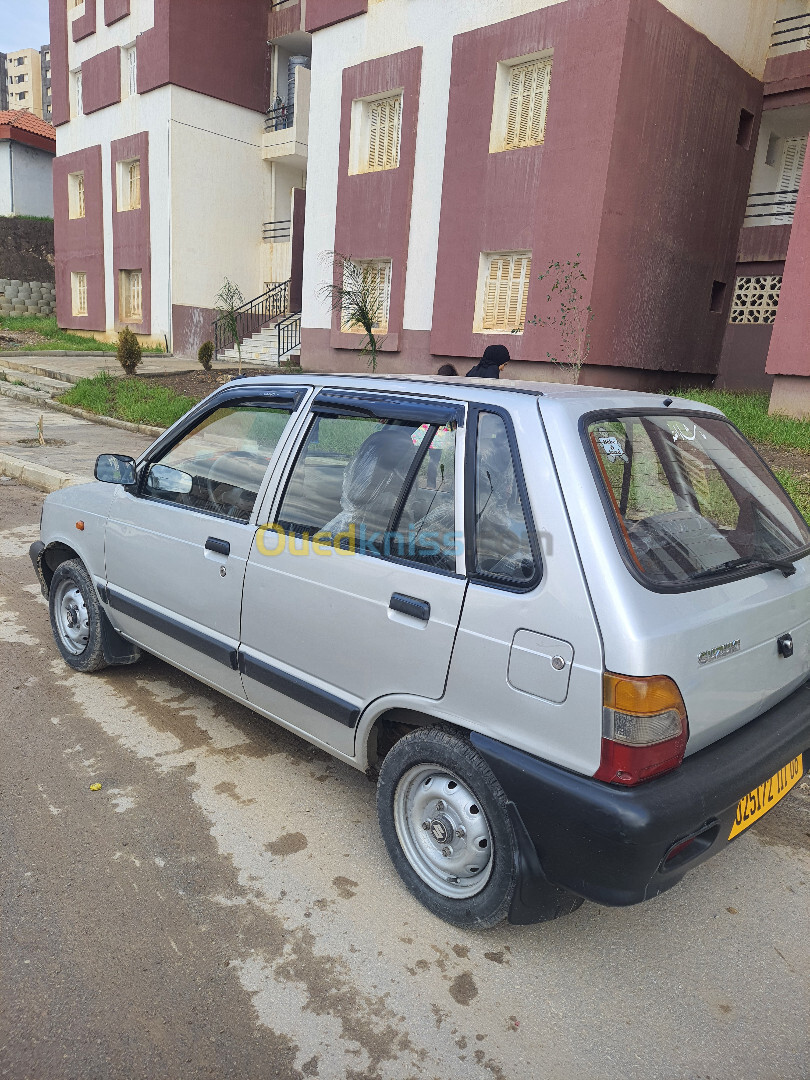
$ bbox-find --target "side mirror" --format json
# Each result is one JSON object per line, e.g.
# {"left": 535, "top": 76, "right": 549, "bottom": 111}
{"left": 95, "top": 454, "right": 137, "bottom": 485}
{"left": 145, "top": 463, "right": 193, "bottom": 495}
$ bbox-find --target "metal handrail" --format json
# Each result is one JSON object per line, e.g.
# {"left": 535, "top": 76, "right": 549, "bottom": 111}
{"left": 769, "top": 14, "right": 810, "bottom": 51}
{"left": 213, "top": 280, "right": 290, "bottom": 358}
{"left": 263, "top": 219, "right": 292, "bottom": 242}
{"left": 744, "top": 188, "right": 800, "bottom": 223}
{"left": 277, "top": 311, "right": 301, "bottom": 361}
{"left": 265, "top": 103, "right": 294, "bottom": 132}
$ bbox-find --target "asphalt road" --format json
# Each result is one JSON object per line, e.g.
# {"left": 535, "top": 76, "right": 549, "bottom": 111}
{"left": 1, "top": 479, "right": 808, "bottom": 1080}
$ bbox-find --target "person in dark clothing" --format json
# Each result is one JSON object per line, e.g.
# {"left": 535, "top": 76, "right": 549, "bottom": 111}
{"left": 466, "top": 344, "right": 510, "bottom": 379}
{"left": 437, "top": 364, "right": 458, "bottom": 376}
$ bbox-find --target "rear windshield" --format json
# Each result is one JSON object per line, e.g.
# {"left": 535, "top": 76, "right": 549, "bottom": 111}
{"left": 586, "top": 413, "right": 810, "bottom": 588}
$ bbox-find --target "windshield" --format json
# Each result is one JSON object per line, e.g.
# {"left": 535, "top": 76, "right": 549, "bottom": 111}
{"left": 586, "top": 413, "right": 810, "bottom": 588}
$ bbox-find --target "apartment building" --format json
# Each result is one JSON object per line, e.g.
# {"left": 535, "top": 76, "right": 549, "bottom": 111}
{"left": 41, "top": 45, "right": 53, "bottom": 121}
{"left": 4, "top": 49, "right": 45, "bottom": 119}
{"left": 50, "top": 0, "right": 810, "bottom": 414}
{"left": 48, "top": 0, "right": 309, "bottom": 353}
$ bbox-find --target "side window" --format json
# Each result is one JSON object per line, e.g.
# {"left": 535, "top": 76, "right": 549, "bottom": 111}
{"left": 277, "top": 413, "right": 457, "bottom": 571}
{"left": 473, "top": 412, "right": 536, "bottom": 585}
{"left": 143, "top": 405, "right": 292, "bottom": 522}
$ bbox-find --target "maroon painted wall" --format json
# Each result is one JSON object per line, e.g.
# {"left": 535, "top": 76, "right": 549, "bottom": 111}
{"left": 111, "top": 132, "right": 151, "bottom": 336}
{"left": 306, "top": 0, "right": 367, "bottom": 33}
{"left": 766, "top": 144, "right": 810, "bottom": 377}
{"left": 105, "top": 0, "right": 131, "bottom": 26}
{"left": 172, "top": 305, "right": 218, "bottom": 359}
{"left": 764, "top": 49, "right": 810, "bottom": 95}
{"left": 73, "top": 0, "right": 97, "bottom": 42}
{"left": 48, "top": 0, "right": 70, "bottom": 127}
{"left": 290, "top": 188, "right": 306, "bottom": 313}
{"left": 53, "top": 146, "right": 106, "bottom": 332}
{"left": 332, "top": 48, "right": 423, "bottom": 353}
{"left": 269, "top": 0, "right": 302, "bottom": 40}
{"left": 431, "top": 0, "right": 629, "bottom": 362}
{"left": 138, "top": 0, "right": 269, "bottom": 113}
{"left": 588, "top": 0, "right": 761, "bottom": 377}
{"left": 82, "top": 47, "right": 122, "bottom": 115}
{"left": 738, "top": 224, "right": 791, "bottom": 263}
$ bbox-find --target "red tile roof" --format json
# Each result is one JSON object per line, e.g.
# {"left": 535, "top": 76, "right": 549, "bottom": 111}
{"left": 0, "top": 110, "right": 56, "bottom": 142}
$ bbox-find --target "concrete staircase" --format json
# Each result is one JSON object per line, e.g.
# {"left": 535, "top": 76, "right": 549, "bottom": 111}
{"left": 219, "top": 323, "right": 287, "bottom": 366}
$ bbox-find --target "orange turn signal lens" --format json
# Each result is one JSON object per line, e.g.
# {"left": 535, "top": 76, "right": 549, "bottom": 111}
{"left": 603, "top": 672, "right": 685, "bottom": 717}
{"left": 595, "top": 672, "right": 688, "bottom": 786}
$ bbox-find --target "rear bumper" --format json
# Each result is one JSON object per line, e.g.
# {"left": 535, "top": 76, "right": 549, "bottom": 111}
{"left": 471, "top": 681, "right": 810, "bottom": 920}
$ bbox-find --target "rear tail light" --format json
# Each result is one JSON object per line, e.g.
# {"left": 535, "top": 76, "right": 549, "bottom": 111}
{"left": 594, "top": 672, "right": 688, "bottom": 786}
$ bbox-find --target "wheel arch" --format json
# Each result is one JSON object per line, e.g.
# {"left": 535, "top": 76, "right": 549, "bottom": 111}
{"left": 38, "top": 541, "right": 82, "bottom": 594}
{"left": 361, "top": 704, "right": 469, "bottom": 776}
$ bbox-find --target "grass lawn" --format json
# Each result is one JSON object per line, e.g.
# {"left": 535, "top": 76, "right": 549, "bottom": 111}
{"left": 0, "top": 315, "right": 164, "bottom": 353}
{"left": 59, "top": 372, "right": 195, "bottom": 427}
{"left": 673, "top": 389, "right": 810, "bottom": 522}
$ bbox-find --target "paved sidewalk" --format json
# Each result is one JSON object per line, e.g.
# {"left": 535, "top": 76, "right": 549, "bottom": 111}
{"left": 0, "top": 394, "right": 153, "bottom": 481}
{"left": 0, "top": 352, "right": 201, "bottom": 384}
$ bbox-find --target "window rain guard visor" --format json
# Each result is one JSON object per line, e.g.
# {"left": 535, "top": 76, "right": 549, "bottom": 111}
{"left": 585, "top": 412, "right": 810, "bottom": 588}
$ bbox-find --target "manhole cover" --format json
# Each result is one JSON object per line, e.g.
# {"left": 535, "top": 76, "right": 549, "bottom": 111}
{"left": 16, "top": 438, "right": 68, "bottom": 447}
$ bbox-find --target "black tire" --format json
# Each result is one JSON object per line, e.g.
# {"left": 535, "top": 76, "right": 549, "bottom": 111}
{"left": 377, "top": 727, "right": 519, "bottom": 929}
{"left": 49, "top": 559, "right": 108, "bottom": 673}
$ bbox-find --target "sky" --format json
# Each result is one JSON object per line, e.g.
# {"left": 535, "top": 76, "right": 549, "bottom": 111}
{"left": 0, "top": 0, "right": 51, "bottom": 53}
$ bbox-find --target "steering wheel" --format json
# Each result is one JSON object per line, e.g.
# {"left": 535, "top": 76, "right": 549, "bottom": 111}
{"left": 205, "top": 451, "right": 264, "bottom": 515}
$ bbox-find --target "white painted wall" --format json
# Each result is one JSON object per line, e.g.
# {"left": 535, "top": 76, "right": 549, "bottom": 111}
{"left": 7, "top": 142, "right": 55, "bottom": 217}
{"left": 169, "top": 87, "right": 268, "bottom": 313}
{"left": 0, "top": 144, "right": 11, "bottom": 216}
{"left": 659, "top": 0, "right": 779, "bottom": 78}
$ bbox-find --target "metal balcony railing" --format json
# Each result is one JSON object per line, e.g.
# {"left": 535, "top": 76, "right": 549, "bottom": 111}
{"left": 263, "top": 219, "right": 292, "bottom": 243}
{"left": 212, "top": 279, "right": 290, "bottom": 358}
{"left": 265, "top": 102, "right": 294, "bottom": 132}
{"left": 744, "top": 188, "right": 800, "bottom": 225}
{"left": 769, "top": 13, "right": 810, "bottom": 55}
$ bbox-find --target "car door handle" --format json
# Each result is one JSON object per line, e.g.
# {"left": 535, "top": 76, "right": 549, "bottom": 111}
{"left": 205, "top": 537, "right": 230, "bottom": 557}
{"left": 389, "top": 593, "right": 430, "bottom": 622}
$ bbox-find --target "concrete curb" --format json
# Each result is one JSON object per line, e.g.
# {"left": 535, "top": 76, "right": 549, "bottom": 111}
{"left": 0, "top": 452, "right": 91, "bottom": 492}
{"left": 0, "top": 382, "right": 166, "bottom": 438}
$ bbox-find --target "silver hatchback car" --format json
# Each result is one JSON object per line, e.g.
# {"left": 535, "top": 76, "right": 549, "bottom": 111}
{"left": 31, "top": 375, "right": 810, "bottom": 928}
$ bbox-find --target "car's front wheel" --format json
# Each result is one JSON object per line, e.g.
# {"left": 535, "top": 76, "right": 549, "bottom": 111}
{"left": 49, "top": 559, "right": 108, "bottom": 673}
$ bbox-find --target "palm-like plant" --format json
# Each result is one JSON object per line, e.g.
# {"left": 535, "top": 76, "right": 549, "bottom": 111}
{"left": 318, "top": 252, "right": 386, "bottom": 372}
{"left": 215, "top": 278, "right": 245, "bottom": 375}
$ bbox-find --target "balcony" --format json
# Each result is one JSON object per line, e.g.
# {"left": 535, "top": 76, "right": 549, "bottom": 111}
{"left": 744, "top": 188, "right": 799, "bottom": 227}
{"left": 769, "top": 11, "right": 810, "bottom": 57}
{"left": 262, "top": 66, "right": 309, "bottom": 170}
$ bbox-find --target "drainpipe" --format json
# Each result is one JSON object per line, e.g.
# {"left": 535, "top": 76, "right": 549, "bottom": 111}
{"left": 167, "top": 116, "right": 173, "bottom": 354}
{"left": 9, "top": 139, "right": 14, "bottom": 215}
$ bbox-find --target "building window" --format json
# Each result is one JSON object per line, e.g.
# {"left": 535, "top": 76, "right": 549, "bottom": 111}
{"left": 477, "top": 252, "right": 532, "bottom": 333}
{"left": 117, "top": 158, "right": 141, "bottom": 211}
{"left": 18, "top": 91, "right": 27, "bottom": 101}
{"left": 729, "top": 276, "right": 782, "bottom": 324}
{"left": 68, "top": 172, "right": 85, "bottom": 219}
{"left": 123, "top": 45, "right": 137, "bottom": 98}
{"left": 74, "top": 71, "right": 82, "bottom": 116}
{"left": 341, "top": 259, "right": 391, "bottom": 333}
{"left": 349, "top": 92, "right": 403, "bottom": 174}
{"left": 119, "top": 270, "right": 143, "bottom": 322}
{"left": 490, "top": 54, "right": 553, "bottom": 154}
{"left": 71, "top": 272, "right": 88, "bottom": 317}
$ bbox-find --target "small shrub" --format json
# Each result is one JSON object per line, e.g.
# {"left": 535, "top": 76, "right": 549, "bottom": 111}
{"left": 198, "top": 340, "right": 214, "bottom": 370}
{"left": 117, "top": 327, "right": 143, "bottom": 375}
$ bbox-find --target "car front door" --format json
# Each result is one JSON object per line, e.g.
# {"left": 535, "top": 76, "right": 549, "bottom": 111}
{"left": 103, "top": 388, "right": 305, "bottom": 697}
{"left": 239, "top": 390, "right": 468, "bottom": 755}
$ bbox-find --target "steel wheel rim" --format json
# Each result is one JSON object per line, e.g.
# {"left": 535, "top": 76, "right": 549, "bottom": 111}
{"left": 393, "top": 763, "right": 494, "bottom": 899}
{"left": 53, "top": 579, "right": 90, "bottom": 655}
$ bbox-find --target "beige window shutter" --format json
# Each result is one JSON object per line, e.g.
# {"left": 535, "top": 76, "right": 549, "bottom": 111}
{"left": 367, "top": 96, "right": 401, "bottom": 171}
{"left": 482, "top": 253, "right": 531, "bottom": 331}
{"left": 505, "top": 58, "right": 552, "bottom": 150}
{"left": 130, "top": 271, "right": 142, "bottom": 320}
{"left": 129, "top": 161, "right": 141, "bottom": 210}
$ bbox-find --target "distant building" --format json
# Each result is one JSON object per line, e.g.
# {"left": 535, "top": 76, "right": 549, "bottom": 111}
{"left": 41, "top": 45, "right": 52, "bottom": 122}
{"left": 5, "top": 49, "right": 45, "bottom": 119}
{"left": 0, "top": 55, "right": 7, "bottom": 112}
{"left": 0, "top": 110, "right": 56, "bottom": 217}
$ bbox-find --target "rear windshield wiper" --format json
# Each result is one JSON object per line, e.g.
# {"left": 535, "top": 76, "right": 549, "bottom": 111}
{"left": 692, "top": 555, "right": 796, "bottom": 581}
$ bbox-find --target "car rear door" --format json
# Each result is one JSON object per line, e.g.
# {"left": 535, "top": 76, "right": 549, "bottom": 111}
{"left": 239, "top": 390, "right": 468, "bottom": 755}
{"left": 103, "top": 388, "right": 306, "bottom": 697}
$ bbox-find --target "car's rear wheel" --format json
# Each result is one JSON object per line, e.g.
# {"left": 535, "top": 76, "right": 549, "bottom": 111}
{"left": 49, "top": 559, "right": 108, "bottom": 672}
{"left": 377, "top": 728, "right": 519, "bottom": 928}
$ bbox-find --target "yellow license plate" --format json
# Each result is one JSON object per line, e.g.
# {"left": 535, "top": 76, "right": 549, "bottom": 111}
{"left": 728, "top": 754, "right": 804, "bottom": 840}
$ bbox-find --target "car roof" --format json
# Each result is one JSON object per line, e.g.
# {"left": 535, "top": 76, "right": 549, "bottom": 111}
{"left": 214, "top": 372, "right": 724, "bottom": 419}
